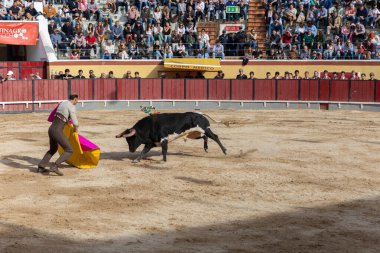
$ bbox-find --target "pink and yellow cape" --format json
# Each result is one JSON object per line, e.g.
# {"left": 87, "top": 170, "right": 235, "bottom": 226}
{"left": 48, "top": 106, "right": 100, "bottom": 169}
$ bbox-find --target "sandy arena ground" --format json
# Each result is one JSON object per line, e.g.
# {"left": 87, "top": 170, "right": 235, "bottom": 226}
{"left": 0, "top": 109, "right": 380, "bottom": 253}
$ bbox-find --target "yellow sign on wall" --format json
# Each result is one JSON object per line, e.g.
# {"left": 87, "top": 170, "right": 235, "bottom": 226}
{"left": 164, "top": 58, "right": 221, "bottom": 71}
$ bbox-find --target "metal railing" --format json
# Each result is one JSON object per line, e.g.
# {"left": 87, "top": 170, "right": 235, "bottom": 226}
{"left": 54, "top": 42, "right": 253, "bottom": 60}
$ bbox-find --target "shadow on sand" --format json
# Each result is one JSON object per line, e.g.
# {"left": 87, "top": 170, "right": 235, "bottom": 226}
{"left": 0, "top": 197, "right": 379, "bottom": 253}
{"left": 0, "top": 155, "right": 74, "bottom": 175}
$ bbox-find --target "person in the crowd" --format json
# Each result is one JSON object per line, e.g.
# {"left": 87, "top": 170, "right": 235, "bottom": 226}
{"left": 0, "top": 3, "right": 9, "bottom": 20}
{"left": 212, "top": 40, "right": 225, "bottom": 59}
{"left": 214, "top": 70, "right": 224, "bottom": 79}
{"left": 89, "top": 70, "right": 97, "bottom": 78}
{"left": 2, "top": 70, "right": 16, "bottom": 81}
{"left": 75, "top": 69, "right": 86, "bottom": 79}
{"left": 294, "top": 70, "right": 301, "bottom": 79}
{"left": 125, "top": 71, "right": 133, "bottom": 79}
{"left": 236, "top": 68, "right": 247, "bottom": 79}
{"left": 249, "top": 71, "right": 256, "bottom": 79}
{"left": 59, "top": 69, "right": 73, "bottom": 79}
{"left": 30, "top": 72, "right": 42, "bottom": 80}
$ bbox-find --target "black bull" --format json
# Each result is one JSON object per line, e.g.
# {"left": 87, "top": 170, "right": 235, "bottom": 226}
{"left": 116, "top": 112, "right": 227, "bottom": 162}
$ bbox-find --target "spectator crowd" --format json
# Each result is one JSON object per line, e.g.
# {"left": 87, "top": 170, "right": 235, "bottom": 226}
{"left": 2, "top": 0, "right": 380, "bottom": 60}
{"left": 230, "top": 68, "right": 376, "bottom": 80}
{"left": 0, "top": 68, "right": 376, "bottom": 80}
{"left": 262, "top": 0, "right": 380, "bottom": 60}
{"left": 0, "top": 0, "right": 251, "bottom": 59}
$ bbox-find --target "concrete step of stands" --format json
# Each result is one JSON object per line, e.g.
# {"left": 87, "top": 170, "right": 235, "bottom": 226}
{"left": 248, "top": 15, "right": 266, "bottom": 19}
{"left": 247, "top": 27, "right": 266, "bottom": 30}
{"left": 249, "top": 8, "right": 265, "bottom": 12}
{"left": 248, "top": 25, "right": 266, "bottom": 28}
{"left": 197, "top": 22, "right": 219, "bottom": 47}
{"left": 248, "top": 10, "right": 266, "bottom": 14}
{"left": 254, "top": 35, "right": 267, "bottom": 40}
{"left": 250, "top": 2, "right": 263, "bottom": 6}
{"left": 248, "top": 28, "right": 266, "bottom": 33}
{"left": 248, "top": 14, "right": 266, "bottom": 18}
{"left": 247, "top": 19, "right": 265, "bottom": 26}
{"left": 247, "top": 0, "right": 267, "bottom": 53}
{"left": 250, "top": 2, "right": 264, "bottom": 5}
{"left": 249, "top": 4, "right": 264, "bottom": 8}
{"left": 247, "top": 25, "right": 266, "bottom": 29}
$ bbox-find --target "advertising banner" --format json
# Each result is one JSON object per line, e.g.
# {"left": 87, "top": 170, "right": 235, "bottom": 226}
{"left": 0, "top": 22, "right": 39, "bottom": 45}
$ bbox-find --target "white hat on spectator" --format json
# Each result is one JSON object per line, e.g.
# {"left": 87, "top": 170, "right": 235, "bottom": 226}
{"left": 7, "top": 71, "right": 13, "bottom": 76}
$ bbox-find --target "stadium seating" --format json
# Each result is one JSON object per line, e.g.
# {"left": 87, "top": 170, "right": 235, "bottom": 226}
{"left": 2, "top": 0, "right": 380, "bottom": 60}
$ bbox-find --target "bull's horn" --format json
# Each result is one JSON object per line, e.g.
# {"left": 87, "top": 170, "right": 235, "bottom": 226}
{"left": 116, "top": 128, "right": 136, "bottom": 138}
{"left": 123, "top": 128, "right": 136, "bottom": 138}
{"left": 115, "top": 131, "right": 126, "bottom": 138}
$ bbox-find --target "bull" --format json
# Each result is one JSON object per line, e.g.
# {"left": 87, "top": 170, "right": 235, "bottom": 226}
{"left": 116, "top": 112, "right": 227, "bottom": 162}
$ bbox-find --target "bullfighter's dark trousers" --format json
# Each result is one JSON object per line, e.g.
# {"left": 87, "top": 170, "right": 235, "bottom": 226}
{"left": 39, "top": 117, "right": 73, "bottom": 168}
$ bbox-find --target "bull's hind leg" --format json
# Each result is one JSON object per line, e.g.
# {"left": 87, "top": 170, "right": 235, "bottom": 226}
{"left": 133, "top": 144, "right": 153, "bottom": 163}
{"left": 203, "top": 136, "right": 208, "bottom": 152}
{"left": 205, "top": 128, "right": 227, "bottom": 155}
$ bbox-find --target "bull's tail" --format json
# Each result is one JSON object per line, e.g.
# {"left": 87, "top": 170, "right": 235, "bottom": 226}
{"left": 202, "top": 113, "right": 222, "bottom": 123}
{"left": 196, "top": 111, "right": 230, "bottom": 127}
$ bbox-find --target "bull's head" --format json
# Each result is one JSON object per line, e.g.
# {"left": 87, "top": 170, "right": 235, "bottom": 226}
{"left": 115, "top": 128, "right": 140, "bottom": 152}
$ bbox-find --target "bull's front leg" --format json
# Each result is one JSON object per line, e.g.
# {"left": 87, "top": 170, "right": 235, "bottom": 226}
{"left": 133, "top": 144, "right": 153, "bottom": 163}
{"left": 203, "top": 136, "right": 208, "bottom": 153}
{"left": 161, "top": 140, "right": 168, "bottom": 162}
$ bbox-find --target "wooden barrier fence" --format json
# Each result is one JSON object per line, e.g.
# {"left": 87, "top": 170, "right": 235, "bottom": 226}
{"left": 0, "top": 79, "right": 379, "bottom": 112}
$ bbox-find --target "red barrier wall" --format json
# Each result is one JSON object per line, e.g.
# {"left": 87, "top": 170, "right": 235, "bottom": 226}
{"left": 277, "top": 80, "right": 298, "bottom": 100}
{"left": 186, "top": 79, "right": 207, "bottom": 99}
{"left": 34, "top": 79, "right": 68, "bottom": 110}
{"left": 0, "top": 62, "right": 19, "bottom": 78}
{"left": 20, "top": 62, "right": 47, "bottom": 80}
{"left": 140, "top": 79, "right": 161, "bottom": 99}
{"left": 330, "top": 80, "right": 349, "bottom": 101}
{"left": 117, "top": 79, "right": 139, "bottom": 100}
{"left": 254, "top": 80, "right": 276, "bottom": 100}
{"left": 0, "top": 80, "right": 32, "bottom": 111}
{"left": 1, "top": 79, "right": 380, "bottom": 113}
{"left": 300, "top": 80, "right": 319, "bottom": 101}
{"left": 231, "top": 80, "right": 253, "bottom": 100}
{"left": 71, "top": 79, "right": 93, "bottom": 100}
{"left": 94, "top": 79, "right": 116, "bottom": 100}
{"left": 376, "top": 81, "right": 380, "bottom": 102}
{"left": 319, "top": 80, "right": 329, "bottom": 101}
{"left": 163, "top": 79, "right": 185, "bottom": 99}
{"left": 209, "top": 80, "right": 230, "bottom": 100}
{"left": 0, "top": 61, "right": 46, "bottom": 80}
{"left": 350, "top": 81, "right": 375, "bottom": 102}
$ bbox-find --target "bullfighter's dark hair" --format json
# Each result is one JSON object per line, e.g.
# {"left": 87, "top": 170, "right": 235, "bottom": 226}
{"left": 69, "top": 93, "right": 79, "bottom": 100}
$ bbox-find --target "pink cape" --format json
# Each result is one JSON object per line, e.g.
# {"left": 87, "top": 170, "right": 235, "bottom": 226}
{"left": 48, "top": 105, "right": 99, "bottom": 152}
